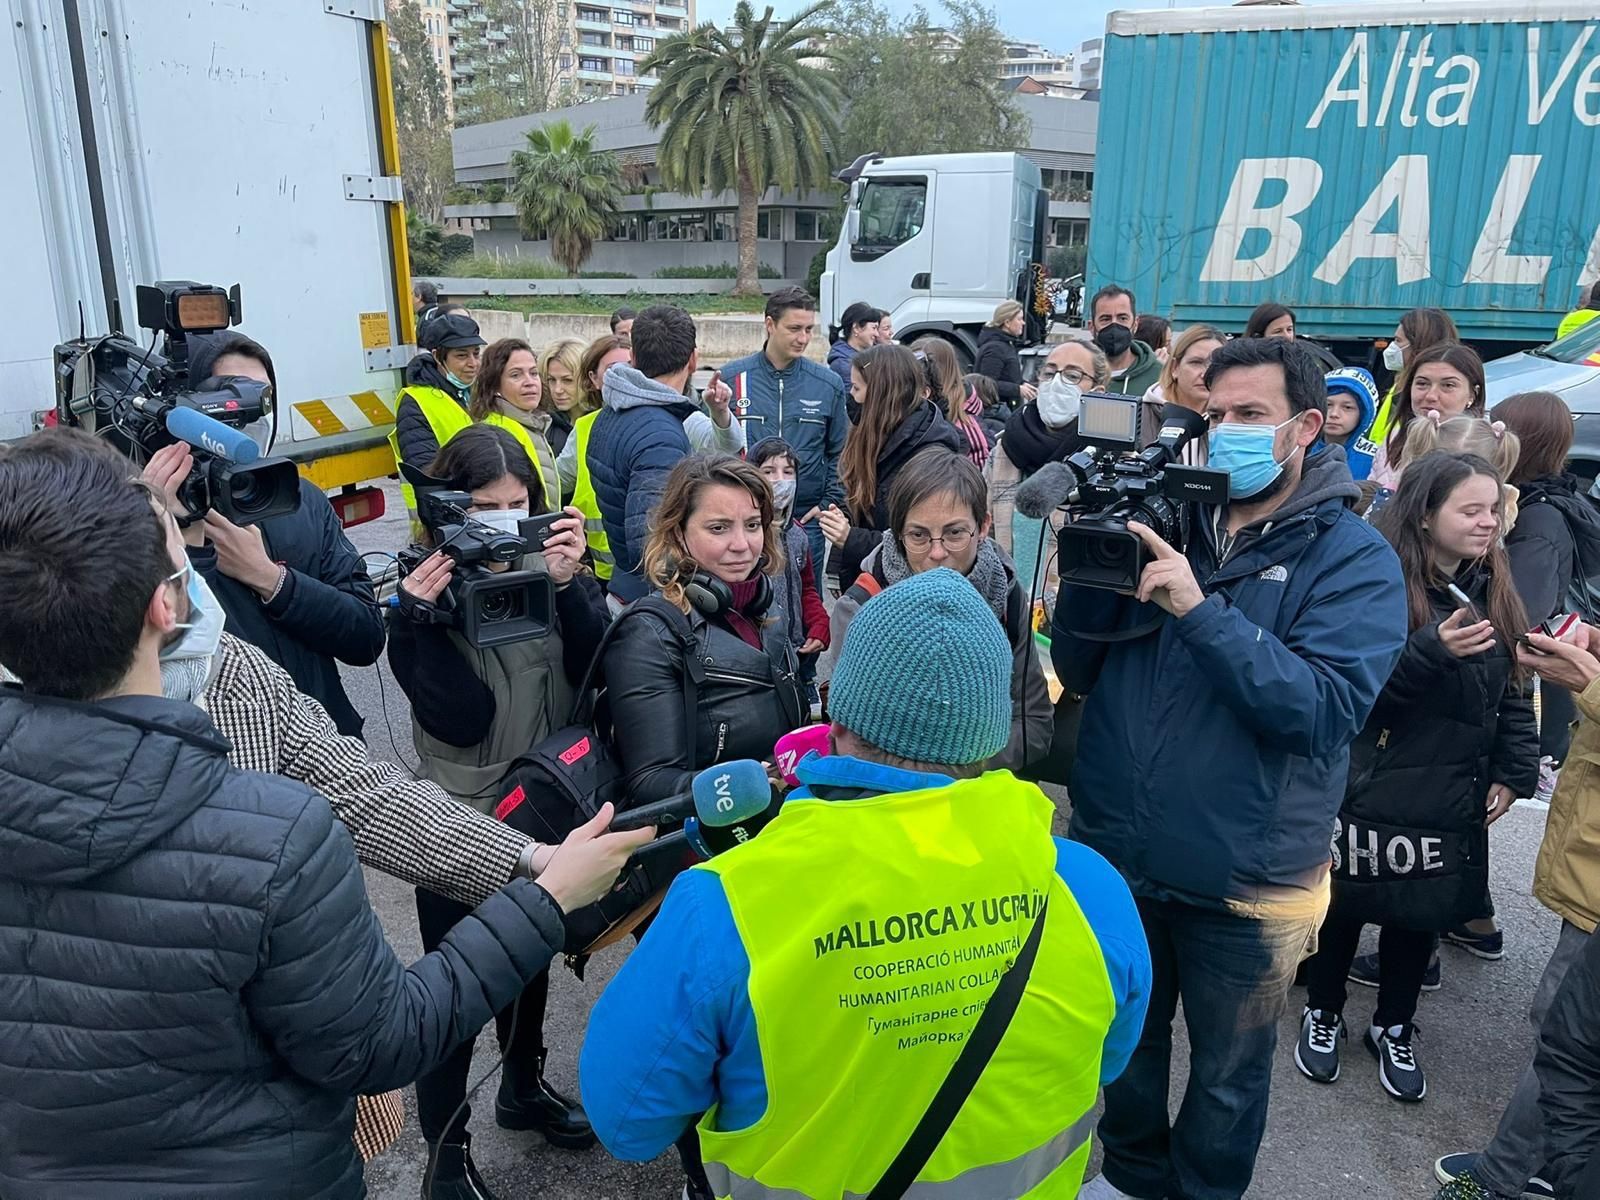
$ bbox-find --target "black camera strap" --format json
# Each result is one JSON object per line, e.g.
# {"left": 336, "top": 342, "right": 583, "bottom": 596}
{"left": 864, "top": 897, "right": 1049, "bottom": 1200}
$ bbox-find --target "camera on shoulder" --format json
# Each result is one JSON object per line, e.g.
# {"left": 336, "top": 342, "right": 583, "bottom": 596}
{"left": 1057, "top": 393, "right": 1230, "bottom": 593}
{"left": 397, "top": 463, "right": 555, "bottom": 649}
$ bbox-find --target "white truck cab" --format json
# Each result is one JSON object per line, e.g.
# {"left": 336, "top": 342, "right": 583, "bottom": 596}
{"left": 819, "top": 152, "right": 1047, "bottom": 367}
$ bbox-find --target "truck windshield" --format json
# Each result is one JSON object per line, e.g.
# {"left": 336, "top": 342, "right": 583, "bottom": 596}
{"left": 854, "top": 179, "right": 927, "bottom": 258}
{"left": 1543, "top": 317, "right": 1600, "bottom": 365}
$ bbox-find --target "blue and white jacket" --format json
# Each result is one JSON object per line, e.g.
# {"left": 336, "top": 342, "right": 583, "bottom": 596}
{"left": 724, "top": 348, "right": 849, "bottom": 516}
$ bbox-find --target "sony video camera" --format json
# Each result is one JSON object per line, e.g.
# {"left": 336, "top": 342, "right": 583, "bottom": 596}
{"left": 1056, "top": 393, "right": 1231, "bottom": 593}
{"left": 53, "top": 281, "right": 300, "bottom": 525}
{"left": 396, "top": 463, "right": 555, "bottom": 649}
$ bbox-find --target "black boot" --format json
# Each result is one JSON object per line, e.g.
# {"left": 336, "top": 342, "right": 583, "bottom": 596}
{"left": 421, "top": 1132, "right": 501, "bottom": 1200}
{"left": 495, "top": 1048, "right": 596, "bottom": 1149}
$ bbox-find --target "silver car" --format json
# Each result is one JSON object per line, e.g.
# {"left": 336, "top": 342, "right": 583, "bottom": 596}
{"left": 1485, "top": 319, "right": 1600, "bottom": 477}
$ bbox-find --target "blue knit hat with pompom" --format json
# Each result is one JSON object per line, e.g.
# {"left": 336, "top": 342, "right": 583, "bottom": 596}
{"left": 829, "top": 567, "right": 1013, "bottom": 766}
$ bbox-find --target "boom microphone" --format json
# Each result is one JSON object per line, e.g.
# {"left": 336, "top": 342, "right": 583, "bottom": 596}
{"left": 773, "top": 724, "right": 831, "bottom": 787}
{"left": 1015, "top": 460, "right": 1082, "bottom": 519}
{"left": 163, "top": 404, "right": 261, "bottom": 465}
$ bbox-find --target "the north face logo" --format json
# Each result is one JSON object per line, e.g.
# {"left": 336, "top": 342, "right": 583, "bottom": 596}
{"left": 1258, "top": 565, "right": 1289, "bottom": 582}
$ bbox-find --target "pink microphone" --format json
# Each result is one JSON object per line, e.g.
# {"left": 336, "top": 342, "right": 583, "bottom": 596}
{"left": 773, "top": 723, "right": 831, "bottom": 787}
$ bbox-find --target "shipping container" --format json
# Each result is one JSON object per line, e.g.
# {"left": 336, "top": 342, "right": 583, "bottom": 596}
{"left": 1090, "top": 2, "right": 1600, "bottom": 356}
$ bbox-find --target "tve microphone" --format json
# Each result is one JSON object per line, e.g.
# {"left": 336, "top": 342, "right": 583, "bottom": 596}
{"left": 1015, "top": 460, "right": 1081, "bottom": 519}
{"left": 773, "top": 724, "right": 830, "bottom": 787}
{"left": 609, "top": 758, "right": 775, "bottom": 832}
{"left": 683, "top": 758, "right": 782, "bottom": 858}
{"left": 163, "top": 405, "right": 261, "bottom": 465}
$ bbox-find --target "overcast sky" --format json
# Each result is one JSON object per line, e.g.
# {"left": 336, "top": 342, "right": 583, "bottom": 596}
{"left": 696, "top": 0, "right": 1385, "bottom": 58}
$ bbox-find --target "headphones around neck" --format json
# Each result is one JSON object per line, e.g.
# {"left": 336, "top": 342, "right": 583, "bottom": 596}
{"left": 683, "top": 559, "right": 773, "bottom": 619}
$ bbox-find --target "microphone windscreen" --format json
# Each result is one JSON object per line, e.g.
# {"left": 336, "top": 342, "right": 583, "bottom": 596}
{"left": 164, "top": 405, "right": 261, "bottom": 465}
{"left": 773, "top": 724, "right": 830, "bottom": 787}
{"left": 691, "top": 759, "right": 773, "bottom": 827}
{"left": 1015, "top": 461, "right": 1077, "bottom": 519}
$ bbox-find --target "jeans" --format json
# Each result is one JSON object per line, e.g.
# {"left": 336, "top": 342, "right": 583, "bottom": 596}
{"left": 1100, "top": 897, "right": 1317, "bottom": 1200}
{"left": 1303, "top": 909, "right": 1436, "bottom": 1028}
{"left": 413, "top": 887, "right": 551, "bottom": 1144}
{"left": 1473, "top": 920, "right": 1591, "bottom": 1196}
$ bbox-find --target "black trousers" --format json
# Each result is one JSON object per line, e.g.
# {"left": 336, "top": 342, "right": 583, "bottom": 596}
{"left": 1304, "top": 906, "right": 1436, "bottom": 1029}
{"left": 414, "top": 886, "right": 551, "bottom": 1144}
{"left": 1542, "top": 682, "right": 1576, "bottom": 763}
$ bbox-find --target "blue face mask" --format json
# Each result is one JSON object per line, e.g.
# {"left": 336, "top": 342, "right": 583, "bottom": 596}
{"left": 1207, "top": 416, "right": 1302, "bottom": 500}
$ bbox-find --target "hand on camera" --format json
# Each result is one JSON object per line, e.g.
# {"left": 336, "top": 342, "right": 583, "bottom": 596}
{"left": 533, "top": 803, "right": 657, "bottom": 913}
{"left": 203, "top": 512, "right": 282, "bottom": 599}
{"left": 1128, "top": 521, "right": 1204, "bottom": 618}
{"left": 399, "top": 550, "right": 454, "bottom": 605}
{"left": 142, "top": 444, "right": 196, "bottom": 521}
{"left": 818, "top": 505, "right": 851, "bottom": 549}
{"left": 539, "top": 507, "right": 588, "bottom": 586}
{"left": 1439, "top": 608, "right": 1496, "bottom": 659}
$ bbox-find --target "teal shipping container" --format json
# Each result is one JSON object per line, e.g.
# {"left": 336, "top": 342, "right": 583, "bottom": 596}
{"left": 1090, "top": 2, "right": 1600, "bottom": 351}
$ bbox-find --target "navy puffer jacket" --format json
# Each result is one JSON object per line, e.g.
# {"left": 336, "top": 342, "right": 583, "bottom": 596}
{"left": 0, "top": 690, "right": 566, "bottom": 1198}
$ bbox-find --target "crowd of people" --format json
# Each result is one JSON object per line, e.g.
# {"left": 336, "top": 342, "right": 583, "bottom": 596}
{"left": 3, "top": 272, "right": 1600, "bottom": 1200}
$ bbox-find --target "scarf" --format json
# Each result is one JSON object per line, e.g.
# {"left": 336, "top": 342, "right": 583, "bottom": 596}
{"left": 999, "top": 402, "right": 1075, "bottom": 477}
{"left": 497, "top": 400, "right": 551, "bottom": 436}
{"left": 955, "top": 387, "right": 991, "bottom": 468}
{"left": 877, "top": 530, "right": 1013, "bottom": 626}
{"left": 722, "top": 576, "right": 768, "bottom": 650}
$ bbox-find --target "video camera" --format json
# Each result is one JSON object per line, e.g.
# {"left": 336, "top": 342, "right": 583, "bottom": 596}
{"left": 53, "top": 281, "right": 300, "bottom": 525}
{"left": 1055, "top": 393, "right": 1230, "bottom": 593}
{"left": 397, "top": 462, "right": 555, "bottom": 649}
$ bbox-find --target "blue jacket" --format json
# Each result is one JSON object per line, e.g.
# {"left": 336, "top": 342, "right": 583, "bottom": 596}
{"left": 1321, "top": 367, "right": 1380, "bottom": 482}
{"left": 589, "top": 364, "right": 699, "bottom": 602}
{"left": 578, "top": 754, "right": 1152, "bottom": 1162}
{"left": 826, "top": 339, "right": 859, "bottom": 390}
{"left": 0, "top": 690, "right": 565, "bottom": 1198}
{"left": 1051, "top": 447, "right": 1407, "bottom": 906}
{"left": 724, "top": 348, "right": 849, "bottom": 515}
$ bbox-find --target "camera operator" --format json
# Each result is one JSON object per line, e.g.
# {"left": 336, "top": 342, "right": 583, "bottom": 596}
{"left": 0, "top": 427, "right": 650, "bottom": 1198}
{"left": 1050, "top": 338, "right": 1408, "bottom": 1200}
{"left": 141, "top": 332, "right": 384, "bottom": 737}
{"left": 387, "top": 424, "right": 609, "bottom": 1196}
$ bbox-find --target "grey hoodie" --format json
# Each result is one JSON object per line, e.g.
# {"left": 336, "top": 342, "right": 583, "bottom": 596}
{"left": 600, "top": 364, "right": 746, "bottom": 453}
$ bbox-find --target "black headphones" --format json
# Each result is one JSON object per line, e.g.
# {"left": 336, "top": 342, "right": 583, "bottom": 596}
{"left": 683, "top": 560, "right": 774, "bottom": 619}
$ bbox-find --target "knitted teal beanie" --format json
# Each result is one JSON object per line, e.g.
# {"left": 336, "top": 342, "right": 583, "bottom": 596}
{"left": 830, "top": 567, "right": 1013, "bottom": 766}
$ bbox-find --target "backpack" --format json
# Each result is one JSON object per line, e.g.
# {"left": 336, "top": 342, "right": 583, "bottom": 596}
{"left": 493, "top": 596, "right": 704, "bottom": 961}
{"left": 1541, "top": 488, "right": 1600, "bottom": 624}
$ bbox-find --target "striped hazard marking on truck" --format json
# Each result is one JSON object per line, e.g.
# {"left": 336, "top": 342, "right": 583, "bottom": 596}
{"left": 288, "top": 390, "right": 397, "bottom": 441}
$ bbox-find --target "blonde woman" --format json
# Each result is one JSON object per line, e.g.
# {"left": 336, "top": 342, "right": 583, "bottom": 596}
{"left": 539, "top": 337, "right": 587, "bottom": 453}
{"left": 973, "top": 299, "right": 1036, "bottom": 406}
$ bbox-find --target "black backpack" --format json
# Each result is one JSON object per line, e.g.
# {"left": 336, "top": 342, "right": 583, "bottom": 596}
{"left": 493, "top": 596, "right": 704, "bottom": 961}
{"left": 1539, "top": 486, "right": 1600, "bottom": 624}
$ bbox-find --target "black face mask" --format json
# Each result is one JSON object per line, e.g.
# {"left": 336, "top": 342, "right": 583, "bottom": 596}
{"left": 846, "top": 396, "right": 863, "bottom": 426}
{"left": 1095, "top": 324, "right": 1134, "bottom": 358}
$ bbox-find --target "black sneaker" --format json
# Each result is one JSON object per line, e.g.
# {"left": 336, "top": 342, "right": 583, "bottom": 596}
{"left": 1348, "top": 950, "right": 1442, "bottom": 991}
{"left": 1366, "top": 1022, "right": 1427, "bottom": 1102}
{"left": 422, "top": 1134, "right": 501, "bottom": 1200}
{"left": 1432, "top": 1152, "right": 1554, "bottom": 1199}
{"left": 1294, "top": 1007, "right": 1345, "bottom": 1083}
{"left": 1443, "top": 925, "right": 1505, "bottom": 960}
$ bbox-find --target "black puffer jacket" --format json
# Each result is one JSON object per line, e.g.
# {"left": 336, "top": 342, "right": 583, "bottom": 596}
{"left": 0, "top": 689, "right": 565, "bottom": 1198}
{"left": 1508, "top": 474, "right": 1598, "bottom": 622}
{"left": 602, "top": 598, "right": 804, "bottom": 803}
{"left": 1333, "top": 569, "right": 1540, "bottom": 931}
{"left": 836, "top": 400, "right": 965, "bottom": 584}
{"left": 1534, "top": 927, "right": 1600, "bottom": 1199}
{"left": 974, "top": 326, "right": 1026, "bottom": 403}
{"left": 394, "top": 353, "right": 471, "bottom": 474}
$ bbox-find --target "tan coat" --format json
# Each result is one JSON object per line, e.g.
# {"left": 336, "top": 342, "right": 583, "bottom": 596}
{"left": 1534, "top": 676, "right": 1600, "bottom": 933}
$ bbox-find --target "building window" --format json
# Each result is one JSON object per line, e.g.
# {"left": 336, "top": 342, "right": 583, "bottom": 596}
{"left": 648, "top": 213, "right": 710, "bottom": 241}
{"left": 577, "top": 6, "right": 608, "bottom": 19}
{"left": 579, "top": 56, "right": 607, "bottom": 72}
{"left": 708, "top": 211, "right": 737, "bottom": 242}
{"left": 580, "top": 31, "right": 607, "bottom": 46}
{"left": 559, "top": 53, "right": 573, "bottom": 69}
{"left": 756, "top": 208, "right": 782, "bottom": 240}
{"left": 614, "top": 57, "right": 634, "bottom": 75}
{"left": 855, "top": 179, "right": 927, "bottom": 255}
{"left": 614, "top": 8, "right": 634, "bottom": 23}
{"left": 793, "top": 209, "right": 838, "bottom": 242}
{"left": 1051, "top": 218, "right": 1089, "bottom": 247}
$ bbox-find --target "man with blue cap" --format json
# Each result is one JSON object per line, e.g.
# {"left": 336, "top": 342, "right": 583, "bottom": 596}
{"left": 580, "top": 568, "right": 1150, "bottom": 1200}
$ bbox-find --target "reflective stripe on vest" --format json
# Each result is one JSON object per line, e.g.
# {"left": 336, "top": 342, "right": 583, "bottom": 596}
{"left": 481, "top": 411, "right": 561, "bottom": 514}
{"left": 391, "top": 385, "right": 472, "bottom": 511}
{"left": 694, "top": 772, "right": 1113, "bottom": 1200}
{"left": 704, "top": 1108, "right": 1098, "bottom": 1200}
{"left": 571, "top": 410, "right": 613, "bottom": 579}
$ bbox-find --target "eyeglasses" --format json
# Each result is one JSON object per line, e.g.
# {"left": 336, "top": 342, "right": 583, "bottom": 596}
{"left": 902, "top": 527, "right": 976, "bottom": 552}
{"left": 1038, "top": 366, "right": 1089, "bottom": 385}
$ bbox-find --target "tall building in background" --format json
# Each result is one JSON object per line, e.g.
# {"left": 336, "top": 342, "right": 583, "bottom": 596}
{"left": 416, "top": 1, "right": 454, "bottom": 114}
{"left": 1074, "top": 38, "right": 1103, "bottom": 90}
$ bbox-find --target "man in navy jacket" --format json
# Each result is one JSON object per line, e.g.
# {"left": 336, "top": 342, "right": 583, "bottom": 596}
{"left": 1051, "top": 338, "right": 1407, "bottom": 1200}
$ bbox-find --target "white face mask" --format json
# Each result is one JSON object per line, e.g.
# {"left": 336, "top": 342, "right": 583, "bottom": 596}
{"left": 770, "top": 479, "right": 797, "bottom": 512}
{"left": 1036, "top": 376, "right": 1083, "bottom": 430}
{"left": 1382, "top": 342, "right": 1405, "bottom": 372}
{"left": 473, "top": 508, "right": 529, "bottom": 537}
{"left": 160, "top": 564, "right": 226, "bottom": 705}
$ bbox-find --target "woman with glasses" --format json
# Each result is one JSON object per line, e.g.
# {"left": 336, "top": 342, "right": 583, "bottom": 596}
{"left": 1369, "top": 343, "right": 1487, "bottom": 488}
{"left": 831, "top": 448, "right": 1053, "bottom": 772}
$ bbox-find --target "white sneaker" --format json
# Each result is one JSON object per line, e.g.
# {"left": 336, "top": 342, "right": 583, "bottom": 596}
{"left": 1079, "top": 1176, "right": 1140, "bottom": 1200}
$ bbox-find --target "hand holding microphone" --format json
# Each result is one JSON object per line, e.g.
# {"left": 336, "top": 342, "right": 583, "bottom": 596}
{"left": 533, "top": 803, "right": 657, "bottom": 913}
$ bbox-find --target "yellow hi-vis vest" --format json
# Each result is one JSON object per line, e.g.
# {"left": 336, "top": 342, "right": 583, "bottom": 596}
{"left": 696, "top": 772, "right": 1113, "bottom": 1200}
{"left": 1557, "top": 308, "right": 1599, "bottom": 341}
{"left": 390, "top": 384, "right": 472, "bottom": 512}
{"left": 480, "top": 411, "right": 561, "bottom": 515}
{"left": 570, "top": 410, "right": 613, "bottom": 581}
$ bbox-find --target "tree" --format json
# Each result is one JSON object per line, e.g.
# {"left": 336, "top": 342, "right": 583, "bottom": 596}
{"left": 641, "top": 2, "right": 842, "bottom": 296}
{"left": 829, "top": 0, "right": 1029, "bottom": 161}
{"left": 407, "top": 211, "right": 446, "bottom": 276}
{"left": 509, "top": 120, "right": 622, "bottom": 275}
{"left": 453, "top": 0, "right": 576, "bottom": 126}
{"left": 388, "top": 0, "right": 453, "bottom": 221}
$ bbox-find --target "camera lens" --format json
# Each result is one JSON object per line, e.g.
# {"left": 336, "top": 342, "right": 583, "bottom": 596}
{"left": 478, "top": 587, "right": 524, "bottom": 625}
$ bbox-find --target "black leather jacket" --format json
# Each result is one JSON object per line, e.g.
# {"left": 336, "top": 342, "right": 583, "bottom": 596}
{"left": 601, "top": 599, "right": 804, "bottom": 803}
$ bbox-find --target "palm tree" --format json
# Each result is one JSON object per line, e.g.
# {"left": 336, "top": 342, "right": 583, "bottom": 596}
{"left": 641, "top": 2, "right": 841, "bottom": 296}
{"left": 509, "top": 120, "right": 623, "bottom": 276}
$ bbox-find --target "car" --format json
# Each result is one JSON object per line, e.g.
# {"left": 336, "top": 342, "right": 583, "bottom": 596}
{"left": 1485, "top": 319, "right": 1600, "bottom": 480}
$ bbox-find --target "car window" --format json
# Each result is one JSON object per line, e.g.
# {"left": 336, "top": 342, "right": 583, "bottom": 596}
{"left": 1547, "top": 316, "right": 1600, "bottom": 364}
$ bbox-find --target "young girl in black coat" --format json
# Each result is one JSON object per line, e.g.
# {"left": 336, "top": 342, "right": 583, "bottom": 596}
{"left": 1295, "top": 451, "right": 1540, "bottom": 1103}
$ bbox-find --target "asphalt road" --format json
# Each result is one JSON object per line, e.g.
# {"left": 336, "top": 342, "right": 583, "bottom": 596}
{"left": 343, "top": 481, "right": 1560, "bottom": 1200}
